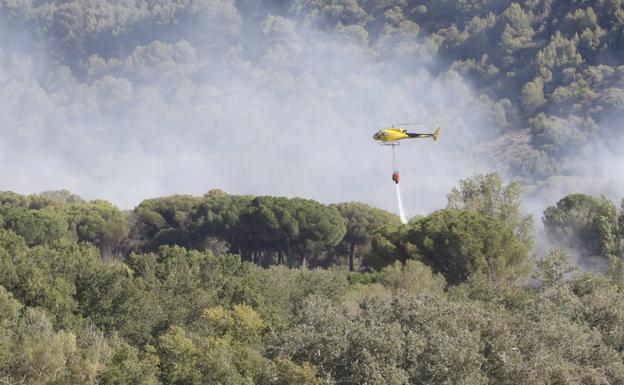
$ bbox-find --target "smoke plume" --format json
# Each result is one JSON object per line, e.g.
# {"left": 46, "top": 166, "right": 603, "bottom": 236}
{"left": 0, "top": 1, "right": 495, "bottom": 216}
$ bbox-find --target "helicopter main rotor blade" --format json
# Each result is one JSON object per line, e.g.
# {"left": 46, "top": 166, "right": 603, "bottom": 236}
{"left": 378, "top": 122, "right": 427, "bottom": 127}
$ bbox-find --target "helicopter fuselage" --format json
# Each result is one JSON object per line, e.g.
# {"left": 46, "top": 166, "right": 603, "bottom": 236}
{"left": 373, "top": 127, "right": 440, "bottom": 143}
{"left": 372, "top": 128, "right": 410, "bottom": 142}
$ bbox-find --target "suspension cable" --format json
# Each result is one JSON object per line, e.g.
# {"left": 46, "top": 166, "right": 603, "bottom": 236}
{"left": 392, "top": 144, "right": 397, "bottom": 170}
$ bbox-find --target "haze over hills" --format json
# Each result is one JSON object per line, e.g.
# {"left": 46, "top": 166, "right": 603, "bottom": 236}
{"left": 1, "top": 0, "right": 622, "bottom": 213}
{"left": 2, "top": 2, "right": 624, "bottom": 382}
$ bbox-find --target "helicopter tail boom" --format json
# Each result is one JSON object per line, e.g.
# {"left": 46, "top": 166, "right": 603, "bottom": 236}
{"left": 406, "top": 127, "right": 441, "bottom": 141}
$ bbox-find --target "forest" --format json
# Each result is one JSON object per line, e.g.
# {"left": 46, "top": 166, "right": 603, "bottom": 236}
{"left": 2, "top": 0, "right": 624, "bottom": 383}
{"left": 2, "top": 172, "right": 624, "bottom": 384}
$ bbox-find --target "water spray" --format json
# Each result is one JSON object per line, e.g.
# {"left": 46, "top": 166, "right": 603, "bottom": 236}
{"left": 391, "top": 145, "right": 408, "bottom": 224}
{"left": 395, "top": 183, "right": 408, "bottom": 224}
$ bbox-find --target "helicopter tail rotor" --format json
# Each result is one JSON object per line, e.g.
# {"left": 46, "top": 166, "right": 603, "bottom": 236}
{"left": 432, "top": 127, "right": 441, "bottom": 141}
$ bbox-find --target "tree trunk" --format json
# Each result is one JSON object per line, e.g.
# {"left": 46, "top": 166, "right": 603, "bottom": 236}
{"left": 349, "top": 243, "right": 356, "bottom": 272}
{"left": 286, "top": 238, "right": 293, "bottom": 268}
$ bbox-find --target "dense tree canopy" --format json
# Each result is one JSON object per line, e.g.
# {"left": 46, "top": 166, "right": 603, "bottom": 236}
{"left": 332, "top": 202, "right": 401, "bottom": 271}
{"left": 543, "top": 193, "right": 621, "bottom": 258}
{"left": 366, "top": 209, "right": 531, "bottom": 284}
{"left": 1, "top": 180, "right": 624, "bottom": 383}
{"left": 134, "top": 195, "right": 203, "bottom": 251}
{"left": 447, "top": 172, "right": 534, "bottom": 247}
{"left": 0, "top": 192, "right": 129, "bottom": 257}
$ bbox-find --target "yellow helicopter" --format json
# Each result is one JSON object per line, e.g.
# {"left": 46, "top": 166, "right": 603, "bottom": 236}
{"left": 373, "top": 125, "right": 441, "bottom": 144}
{"left": 373, "top": 124, "right": 441, "bottom": 184}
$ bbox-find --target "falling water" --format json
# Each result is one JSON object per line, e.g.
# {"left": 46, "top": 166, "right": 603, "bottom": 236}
{"left": 395, "top": 183, "right": 407, "bottom": 224}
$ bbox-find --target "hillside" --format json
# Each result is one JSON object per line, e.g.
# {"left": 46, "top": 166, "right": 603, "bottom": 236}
{"left": 283, "top": 0, "right": 624, "bottom": 178}
{"left": 1, "top": 181, "right": 624, "bottom": 384}
{"left": 0, "top": 0, "right": 623, "bottom": 205}
{"left": 2, "top": 1, "right": 624, "bottom": 383}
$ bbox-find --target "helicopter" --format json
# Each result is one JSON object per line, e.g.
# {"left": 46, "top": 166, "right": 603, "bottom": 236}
{"left": 372, "top": 125, "right": 441, "bottom": 144}
{"left": 373, "top": 124, "right": 441, "bottom": 184}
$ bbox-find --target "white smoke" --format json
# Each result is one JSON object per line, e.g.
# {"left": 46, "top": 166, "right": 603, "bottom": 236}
{"left": 3, "top": 2, "right": 622, "bottom": 273}
{"left": 0, "top": 3, "right": 494, "bottom": 213}
{"left": 520, "top": 127, "right": 624, "bottom": 271}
